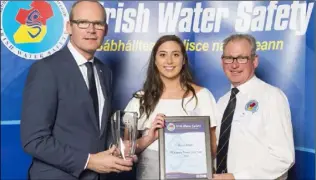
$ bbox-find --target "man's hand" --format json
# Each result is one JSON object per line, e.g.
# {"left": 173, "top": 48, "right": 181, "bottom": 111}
{"left": 87, "top": 146, "right": 133, "bottom": 173}
{"left": 119, "top": 140, "right": 138, "bottom": 163}
{"left": 129, "top": 154, "right": 138, "bottom": 163}
{"left": 213, "top": 173, "right": 235, "bottom": 180}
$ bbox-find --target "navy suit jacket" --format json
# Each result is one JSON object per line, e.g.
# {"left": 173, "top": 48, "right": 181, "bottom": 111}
{"left": 20, "top": 47, "right": 112, "bottom": 180}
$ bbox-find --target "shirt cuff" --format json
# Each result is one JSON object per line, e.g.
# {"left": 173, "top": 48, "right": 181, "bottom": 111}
{"left": 84, "top": 154, "right": 90, "bottom": 169}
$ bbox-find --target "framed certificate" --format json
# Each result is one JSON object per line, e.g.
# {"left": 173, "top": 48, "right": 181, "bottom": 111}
{"left": 159, "top": 116, "right": 213, "bottom": 180}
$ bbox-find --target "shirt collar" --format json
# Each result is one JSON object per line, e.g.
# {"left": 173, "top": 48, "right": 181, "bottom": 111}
{"left": 230, "top": 75, "right": 259, "bottom": 94}
{"left": 67, "top": 42, "right": 94, "bottom": 66}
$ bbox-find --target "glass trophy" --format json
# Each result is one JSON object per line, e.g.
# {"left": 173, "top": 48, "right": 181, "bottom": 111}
{"left": 111, "top": 110, "right": 138, "bottom": 160}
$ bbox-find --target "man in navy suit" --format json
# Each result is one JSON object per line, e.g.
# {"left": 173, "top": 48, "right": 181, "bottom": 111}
{"left": 20, "top": 1, "right": 134, "bottom": 179}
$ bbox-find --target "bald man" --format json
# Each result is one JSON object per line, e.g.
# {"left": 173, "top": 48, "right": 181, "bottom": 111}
{"left": 21, "top": 1, "right": 134, "bottom": 179}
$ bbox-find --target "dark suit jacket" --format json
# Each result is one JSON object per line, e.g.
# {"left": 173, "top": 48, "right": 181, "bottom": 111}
{"left": 20, "top": 47, "right": 112, "bottom": 180}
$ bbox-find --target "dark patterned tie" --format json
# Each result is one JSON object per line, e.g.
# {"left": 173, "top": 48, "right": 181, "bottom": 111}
{"left": 86, "top": 62, "right": 99, "bottom": 127}
{"left": 216, "top": 87, "right": 239, "bottom": 173}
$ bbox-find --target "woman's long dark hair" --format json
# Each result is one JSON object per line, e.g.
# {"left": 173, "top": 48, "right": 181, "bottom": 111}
{"left": 134, "top": 35, "right": 197, "bottom": 119}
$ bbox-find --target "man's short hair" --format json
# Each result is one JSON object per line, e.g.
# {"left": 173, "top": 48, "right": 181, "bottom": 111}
{"left": 69, "top": 0, "right": 106, "bottom": 22}
{"left": 223, "top": 34, "right": 257, "bottom": 56}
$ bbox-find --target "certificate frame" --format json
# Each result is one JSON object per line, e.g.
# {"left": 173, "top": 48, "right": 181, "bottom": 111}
{"left": 159, "top": 116, "right": 213, "bottom": 180}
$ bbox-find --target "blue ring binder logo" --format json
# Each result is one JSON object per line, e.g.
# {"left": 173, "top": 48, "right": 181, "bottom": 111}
{"left": 167, "top": 123, "right": 176, "bottom": 132}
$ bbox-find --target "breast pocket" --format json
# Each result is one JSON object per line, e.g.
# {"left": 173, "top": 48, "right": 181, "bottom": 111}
{"left": 233, "top": 109, "right": 260, "bottom": 123}
{"left": 232, "top": 110, "right": 248, "bottom": 124}
{"left": 236, "top": 110, "right": 263, "bottom": 134}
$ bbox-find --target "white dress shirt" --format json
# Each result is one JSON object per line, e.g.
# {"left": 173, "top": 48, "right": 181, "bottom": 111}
{"left": 216, "top": 76, "right": 295, "bottom": 179}
{"left": 67, "top": 42, "right": 105, "bottom": 169}
{"left": 67, "top": 42, "right": 104, "bottom": 126}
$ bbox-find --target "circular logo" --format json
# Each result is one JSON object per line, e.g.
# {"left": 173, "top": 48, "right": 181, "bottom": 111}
{"left": 245, "top": 100, "right": 259, "bottom": 113}
{"left": 1, "top": 1, "right": 69, "bottom": 60}
{"left": 167, "top": 123, "right": 176, "bottom": 132}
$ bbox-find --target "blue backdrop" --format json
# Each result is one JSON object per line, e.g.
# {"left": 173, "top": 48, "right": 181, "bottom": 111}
{"left": 1, "top": 1, "right": 315, "bottom": 179}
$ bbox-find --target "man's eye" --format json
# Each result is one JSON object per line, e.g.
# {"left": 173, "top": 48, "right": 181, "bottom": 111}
{"left": 79, "top": 21, "right": 89, "bottom": 25}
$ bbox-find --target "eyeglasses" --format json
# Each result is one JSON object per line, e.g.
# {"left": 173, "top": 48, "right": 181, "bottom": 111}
{"left": 70, "top": 20, "right": 106, "bottom": 30}
{"left": 221, "top": 55, "right": 255, "bottom": 64}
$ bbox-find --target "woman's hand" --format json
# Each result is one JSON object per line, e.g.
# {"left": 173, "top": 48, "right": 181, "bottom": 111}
{"left": 147, "top": 113, "right": 165, "bottom": 142}
{"left": 135, "top": 113, "right": 166, "bottom": 154}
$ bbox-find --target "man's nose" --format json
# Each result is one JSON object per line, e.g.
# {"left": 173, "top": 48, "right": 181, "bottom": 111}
{"left": 87, "top": 23, "right": 96, "bottom": 33}
{"left": 232, "top": 61, "right": 239, "bottom": 68}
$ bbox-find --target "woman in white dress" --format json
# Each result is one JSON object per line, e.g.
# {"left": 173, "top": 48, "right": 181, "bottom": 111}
{"left": 124, "top": 35, "right": 218, "bottom": 180}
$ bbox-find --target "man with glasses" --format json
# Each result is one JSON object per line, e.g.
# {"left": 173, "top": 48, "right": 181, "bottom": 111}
{"left": 213, "top": 34, "right": 295, "bottom": 179}
{"left": 21, "top": 1, "right": 134, "bottom": 179}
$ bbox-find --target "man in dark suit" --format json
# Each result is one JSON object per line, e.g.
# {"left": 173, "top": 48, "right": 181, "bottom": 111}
{"left": 20, "top": 1, "right": 134, "bottom": 179}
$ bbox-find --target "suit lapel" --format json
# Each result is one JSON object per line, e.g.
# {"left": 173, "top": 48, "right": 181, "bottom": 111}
{"left": 63, "top": 48, "right": 100, "bottom": 132}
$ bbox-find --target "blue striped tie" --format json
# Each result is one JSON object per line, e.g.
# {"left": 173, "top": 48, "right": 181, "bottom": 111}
{"left": 216, "top": 87, "right": 239, "bottom": 173}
